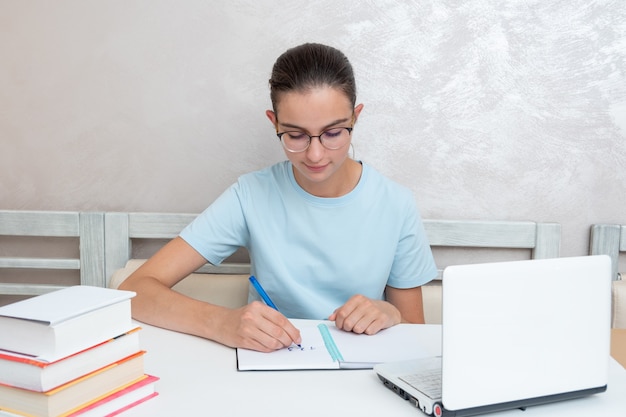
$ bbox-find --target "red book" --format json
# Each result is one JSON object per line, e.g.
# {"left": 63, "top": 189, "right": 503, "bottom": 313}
{"left": 65, "top": 374, "right": 159, "bottom": 417}
{"left": 0, "top": 351, "right": 145, "bottom": 417}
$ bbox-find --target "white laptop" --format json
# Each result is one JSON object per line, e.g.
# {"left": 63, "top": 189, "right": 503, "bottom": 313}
{"left": 374, "top": 255, "right": 612, "bottom": 417}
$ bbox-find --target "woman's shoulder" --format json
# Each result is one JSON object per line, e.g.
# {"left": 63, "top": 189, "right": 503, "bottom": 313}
{"left": 361, "top": 162, "right": 413, "bottom": 197}
{"left": 234, "top": 161, "right": 291, "bottom": 190}
{"left": 238, "top": 161, "right": 288, "bottom": 178}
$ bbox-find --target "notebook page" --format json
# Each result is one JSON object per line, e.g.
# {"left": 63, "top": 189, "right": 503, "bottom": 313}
{"left": 236, "top": 322, "right": 338, "bottom": 370}
{"left": 327, "top": 323, "right": 440, "bottom": 368}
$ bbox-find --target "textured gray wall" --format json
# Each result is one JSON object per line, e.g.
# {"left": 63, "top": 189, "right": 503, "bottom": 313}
{"left": 1, "top": 0, "right": 625, "bottom": 260}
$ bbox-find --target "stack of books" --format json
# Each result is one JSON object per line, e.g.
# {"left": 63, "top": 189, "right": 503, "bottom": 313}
{"left": 0, "top": 286, "right": 158, "bottom": 417}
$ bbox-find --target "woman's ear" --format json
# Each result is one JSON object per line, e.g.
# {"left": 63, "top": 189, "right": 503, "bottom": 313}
{"left": 353, "top": 103, "right": 364, "bottom": 123}
{"left": 266, "top": 110, "right": 278, "bottom": 128}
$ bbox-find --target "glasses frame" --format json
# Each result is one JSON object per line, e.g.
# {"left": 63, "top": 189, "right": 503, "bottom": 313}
{"left": 275, "top": 114, "right": 356, "bottom": 153}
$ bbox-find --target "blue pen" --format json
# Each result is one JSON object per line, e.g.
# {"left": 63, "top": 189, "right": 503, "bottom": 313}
{"left": 249, "top": 276, "right": 301, "bottom": 348}
{"left": 249, "top": 276, "right": 279, "bottom": 311}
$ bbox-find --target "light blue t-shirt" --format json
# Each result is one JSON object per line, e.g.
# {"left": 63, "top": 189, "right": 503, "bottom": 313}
{"left": 180, "top": 161, "right": 437, "bottom": 319}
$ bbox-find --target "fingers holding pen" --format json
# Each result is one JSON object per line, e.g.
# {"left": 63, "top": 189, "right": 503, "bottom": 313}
{"left": 245, "top": 275, "right": 301, "bottom": 350}
{"left": 257, "top": 304, "right": 302, "bottom": 349}
{"left": 232, "top": 301, "right": 301, "bottom": 352}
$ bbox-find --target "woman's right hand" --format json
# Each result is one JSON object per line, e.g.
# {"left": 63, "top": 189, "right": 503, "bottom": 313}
{"left": 213, "top": 301, "right": 301, "bottom": 352}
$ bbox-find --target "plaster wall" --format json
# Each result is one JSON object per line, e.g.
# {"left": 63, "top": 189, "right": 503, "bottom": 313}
{"left": 1, "top": 0, "right": 625, "bottom": 266}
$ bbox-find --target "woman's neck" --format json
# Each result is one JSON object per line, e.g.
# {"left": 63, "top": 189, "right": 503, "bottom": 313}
{"left": 294, "top": 159, "right": 363, "bottom": 198}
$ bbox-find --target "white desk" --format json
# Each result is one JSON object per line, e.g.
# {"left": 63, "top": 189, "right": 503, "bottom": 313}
{"left": 124, "top": 323, "right": 626, "bottom": 417}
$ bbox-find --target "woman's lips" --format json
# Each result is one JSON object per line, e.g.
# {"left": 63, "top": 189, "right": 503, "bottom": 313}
{"left": 305, "top": 164, "right": 327, "bottom": 173}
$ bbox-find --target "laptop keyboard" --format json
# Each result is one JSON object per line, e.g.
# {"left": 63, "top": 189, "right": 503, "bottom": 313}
{"left": 399, "top": 368, "right": 442, "bottom": 399}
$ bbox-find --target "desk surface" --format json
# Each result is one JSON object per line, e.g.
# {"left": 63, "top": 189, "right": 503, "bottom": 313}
{"left": 123, "top": 324, "right": 626, "bottom": 417}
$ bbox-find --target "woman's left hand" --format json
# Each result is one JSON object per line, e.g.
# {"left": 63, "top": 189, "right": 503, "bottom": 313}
{"left": 328, "top": 294, "right": 401, "bottom": 335}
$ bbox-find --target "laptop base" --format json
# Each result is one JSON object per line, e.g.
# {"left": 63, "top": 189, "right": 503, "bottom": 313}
{"left": 378, "top": 373, "right": 606, "bottom": 417}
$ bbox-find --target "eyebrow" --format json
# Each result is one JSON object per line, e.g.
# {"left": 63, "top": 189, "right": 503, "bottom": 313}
{"left": 278, "top": 117, "right": 351, "bottom": 132}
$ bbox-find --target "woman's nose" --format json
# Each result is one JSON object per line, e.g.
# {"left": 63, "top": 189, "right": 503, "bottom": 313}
{"left": 305, "top": 136, "right": 325, "bottom": 161}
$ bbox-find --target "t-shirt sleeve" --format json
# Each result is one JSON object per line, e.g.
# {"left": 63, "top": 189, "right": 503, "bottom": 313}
{"left": 386, "top": 195, "right": 438, "bottom": 289}
{"left": 179, "top": 183, "right": 249, "bottom": 266}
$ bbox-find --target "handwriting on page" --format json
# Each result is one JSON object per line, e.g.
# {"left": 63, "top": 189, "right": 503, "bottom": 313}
{"left": 287, "top": 345, "right": 317, "bottom": 351}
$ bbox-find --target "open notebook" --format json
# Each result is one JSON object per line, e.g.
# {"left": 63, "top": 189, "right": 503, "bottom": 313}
{"left": 374, "top": 255, "right": 612, "bottom": 417}
{"left": 236, "top": 319, "right": 440, "bottom": 371}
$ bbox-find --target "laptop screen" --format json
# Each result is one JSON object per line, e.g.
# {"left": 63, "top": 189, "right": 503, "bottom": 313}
{"left": 440, "top": 255, "right": 611, "bottom": 410}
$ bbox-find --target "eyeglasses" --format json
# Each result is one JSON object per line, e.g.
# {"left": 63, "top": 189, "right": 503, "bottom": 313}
{"left": 277, "top": 127, "right": 353, "bottom": 152}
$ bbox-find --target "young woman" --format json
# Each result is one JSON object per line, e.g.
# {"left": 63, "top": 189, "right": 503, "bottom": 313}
{"left": 119, "top": 43, "right": 437, "bottom": 352}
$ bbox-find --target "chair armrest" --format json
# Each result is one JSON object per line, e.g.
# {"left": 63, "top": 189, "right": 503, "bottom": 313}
{"left": 108, "top": 259, "right": 147, "bottom": 289}
{"left": 108, "top": 259, "right": 249, "bottom": 309}
{"left": 422, "top": 281, "right": 442, "bottom": 325}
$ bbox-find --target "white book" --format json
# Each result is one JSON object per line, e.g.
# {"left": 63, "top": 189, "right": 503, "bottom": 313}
{"left": 0, "top": 286, "right": 135, "bottom": 359}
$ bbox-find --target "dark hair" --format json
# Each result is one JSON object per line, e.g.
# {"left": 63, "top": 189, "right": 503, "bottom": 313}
{"left": 269, "top": 43, "right": 357, "bottom": 113}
